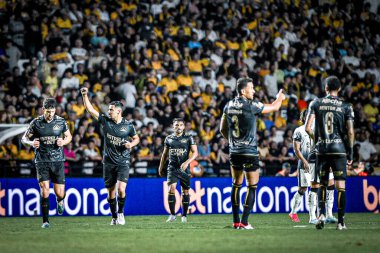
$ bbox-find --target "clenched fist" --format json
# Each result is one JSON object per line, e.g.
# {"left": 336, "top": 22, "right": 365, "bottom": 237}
{"left": 56, "top": 138, "right": 64, "bottom": 147}
{"left": 33, "top": 138, "right": 40, "bottom": 149}
{"left": 80, "top": 87, "right": 88, "bottom": 96}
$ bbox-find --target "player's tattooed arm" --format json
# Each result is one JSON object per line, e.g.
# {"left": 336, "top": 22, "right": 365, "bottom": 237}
{"left": 158, "top": 147, "right": 169, "bottom": 177}
{"left": 305, "top": 113, "right": 315, "bottom": 142}
{"left": 80, "top": 87, "right": 100, "bottom": 120}
{"left": 219, "top": 113, "right": 229, "bottom": 140}
{"left": 21, "top": 129, "right": 39, "bottom": 148}
{"left": 346, "top": 120, "right": 355, "bottom": 164}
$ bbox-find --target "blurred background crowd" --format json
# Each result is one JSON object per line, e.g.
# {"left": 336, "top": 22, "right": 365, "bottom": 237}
{"left": 0, "top": 0, "right": 379, "bottom": 177}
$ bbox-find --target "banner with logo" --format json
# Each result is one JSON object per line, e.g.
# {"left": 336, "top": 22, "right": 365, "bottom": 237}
{"left": 0, "top": 177, "right": 379, "bottom": 217}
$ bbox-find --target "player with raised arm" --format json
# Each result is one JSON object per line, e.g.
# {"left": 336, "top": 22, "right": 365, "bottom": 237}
{"left": 305, "top": 76, "right": 355, "bottom": 230}
{"left": 220, "top": 77, "right": 285, "bottom": 229}
{"left": 159, "top": 118, "right": 198, "bottom": 223}
{"left": 81, "top": 87, "right": 140, "bottom": 225}
{"left": 21, "top": 98, "right": 72, "bottom": 228}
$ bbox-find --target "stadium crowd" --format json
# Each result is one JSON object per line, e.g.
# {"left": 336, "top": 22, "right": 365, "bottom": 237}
{"left": 0, "top": 0, "right": 379, "bottom": 177}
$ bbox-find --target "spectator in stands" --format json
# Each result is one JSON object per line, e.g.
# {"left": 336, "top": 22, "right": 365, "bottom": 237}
{"left": 0, "top": 0, "right": 379, "bottom": 177}
{"left": 82, "top": 140, "right": 102, "bottom": 175}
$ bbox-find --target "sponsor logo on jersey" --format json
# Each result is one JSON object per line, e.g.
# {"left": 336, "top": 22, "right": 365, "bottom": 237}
{"left": 321, "top": 98, "right": 342, "bottom": 105}
{"left": 317, "top": 137, "right": 343, "bottom": 144}
{"left": 120, "top": 126, "right": 128, "bottom": 132}
{"left": 180, "top": 138, "right": 188, "bottom": 143}
{"left": 169, "top": 148, "right": 187, "bottom": 156}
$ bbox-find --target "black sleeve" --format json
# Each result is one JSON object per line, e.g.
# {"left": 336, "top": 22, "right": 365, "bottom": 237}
{"left": 251, "top": 101, "right": 264, "bottom": 115}
{"left": 25, "top": 119, "right": 36, "bottom": 139}
{"left": 97, "top": 113, "right": 106, "bottom": 125}
{"left": 129, "top": 124, "right": 137, "bottom": 137}
{"left": 345, "top": 103, "right": 354, "bottom": 121}
{"left": 308, "top": 99, "right": 318, "bottom": 115}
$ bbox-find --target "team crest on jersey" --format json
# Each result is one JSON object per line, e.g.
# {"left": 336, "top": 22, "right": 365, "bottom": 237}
{"left": 120, "top": 126, "right": 128, "bottom": 132}
{"left": 232, "top": 100, "right": 243, "bottom": 108}
{"left": 53, "top": 124, "right": 62, "bottom": 131}
{"left": 180, "top": 138, "right": 187, "bottom": 143}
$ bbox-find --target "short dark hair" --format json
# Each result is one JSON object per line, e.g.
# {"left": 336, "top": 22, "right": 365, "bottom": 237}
{"left": 236, "top": 77, "right": 253, "bottom": 95}
{"left": 173, "top": 118, "right": 185, "bottom": 124}
{"left": 109, "top": 101, "right": 123, "bottom": 109}
{"left": 324, "top": 76, "right": 341, "bottom": 91}
{"left": 43, "top": 98, "right": 57, "bottom": 109}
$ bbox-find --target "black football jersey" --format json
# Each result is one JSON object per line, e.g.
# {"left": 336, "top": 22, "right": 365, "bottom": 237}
{"left": 309, "top": 95, "right": 354, "bottom": 155}
{"left": 223, "top": 96, "right": 264, "bottom": 155}
{"left": 25, "top": 115, "right": 68, "bottom": 163}
{"left": 164, "top": 133, "right": 196, "bottom": 173}
{"left": 98, "top": 114, "right": 137, "bottom": 165}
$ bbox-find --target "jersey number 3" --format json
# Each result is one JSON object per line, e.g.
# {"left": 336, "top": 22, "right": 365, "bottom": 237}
{"left": 231, "top": 115, "right": 240, "bottom": 138}
{"left": 324, "top": 112, "right": 334, "bottom": 135}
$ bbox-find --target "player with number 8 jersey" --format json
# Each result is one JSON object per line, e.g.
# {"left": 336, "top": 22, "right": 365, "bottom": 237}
{"left": 306, "top": 76, "right": 355, "bottom": 230}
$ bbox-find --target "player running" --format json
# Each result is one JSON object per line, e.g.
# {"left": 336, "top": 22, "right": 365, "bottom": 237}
{"left": 21, "top": 98, "right": 72, "bottom": 228}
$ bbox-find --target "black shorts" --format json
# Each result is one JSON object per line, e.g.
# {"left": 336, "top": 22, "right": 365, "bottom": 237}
{"left": 229, "top": 154, "right": 260, "bottom": 172}
{"left": 36, "top": 162, "right": 65, "bottom": 184}
{"left": 315, "top": 154, "right": 347, "bottom": 183}
{"left": 167, "top": 170, "right": 191, "bottom": 190}
{"left": 103, "top": 162, "right": 130, "bottom": 188}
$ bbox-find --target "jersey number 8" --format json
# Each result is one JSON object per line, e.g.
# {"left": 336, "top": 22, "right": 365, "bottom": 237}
{"left": 324, "top": 112, "right": 334, "bottom": 135}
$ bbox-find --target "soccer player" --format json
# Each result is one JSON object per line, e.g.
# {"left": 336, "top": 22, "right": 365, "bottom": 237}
{"left": 307, "top": 118, "right": 338, "bottom": 225}
{"left": 158, "top": 118, "right": 198, "bottom": 223}
{"left": 289, "top": 110, "right": 311, "bottom": 223}
{"left": 21, "top": 98, "right": 72, "bottom": 228}
{"left": 81, "top": 87, "right": 140, "bottom": 225}
{"left": 305, "top": 76, "right": 355, "bottom": 230}
{"left": 288, "top": 109, "right": 333, "bottom": 224}
{"left": 220, "top": 77, "right": 285, "bottom": 229}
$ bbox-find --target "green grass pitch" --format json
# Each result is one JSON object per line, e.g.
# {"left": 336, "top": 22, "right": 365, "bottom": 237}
{"left": 1, "top": 213, "right": 379, "bottom": 253}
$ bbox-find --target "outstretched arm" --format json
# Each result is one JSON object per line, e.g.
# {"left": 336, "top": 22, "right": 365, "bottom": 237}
{"left": 80, "top": 87, "right": 100, "bottom": 120}
{"left": 261, "top": 89, "right": 286, "bottom": 114}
